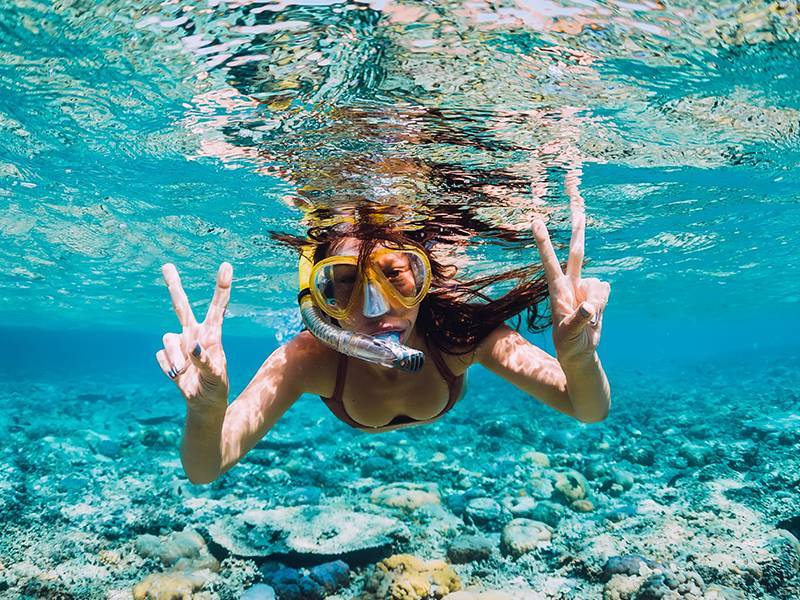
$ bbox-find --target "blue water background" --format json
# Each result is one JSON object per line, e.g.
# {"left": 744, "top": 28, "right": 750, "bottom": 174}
{"left": 2, "top": 1, "right": 800, "bottom": 597}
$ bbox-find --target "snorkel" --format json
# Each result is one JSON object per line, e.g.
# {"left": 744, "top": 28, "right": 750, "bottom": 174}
{"left": 298, "top": 248, "right": 425, "bottom": 372}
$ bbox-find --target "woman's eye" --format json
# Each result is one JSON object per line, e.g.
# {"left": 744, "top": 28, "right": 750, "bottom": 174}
{"left": 333, "top": 267, "right": 357, "bottom": 285}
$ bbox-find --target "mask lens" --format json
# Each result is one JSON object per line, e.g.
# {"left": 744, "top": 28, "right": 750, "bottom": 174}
{"left": 314, "top": 262, "right": 357, "bottom": 313}
{"left": 376, "top": 251, "right": 429, "bottom": 301}
{"left": 310, "top": 249, "right": 430, "bottom": 317}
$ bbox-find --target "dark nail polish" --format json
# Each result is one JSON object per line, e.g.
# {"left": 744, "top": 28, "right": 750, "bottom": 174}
{"left": 192, "top": 343, "right": 202, "bottom": 358}
{"left": 167, "top": 368, "right": 176, "bottom": 379}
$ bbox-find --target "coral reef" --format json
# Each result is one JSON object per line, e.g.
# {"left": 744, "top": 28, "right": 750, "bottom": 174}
{"left": 364, "top": 554, "right": 461, "bottom": 600}
{"left": 371, "top": 483, "right": 442, "bottom": 511}
{"left": 1, "top": 357, "right": 798, "bottom": 597}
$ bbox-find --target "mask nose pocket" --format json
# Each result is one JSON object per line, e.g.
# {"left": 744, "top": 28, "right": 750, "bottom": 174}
{"left": 363, "top": 280, "right": 390, "bottom": 317}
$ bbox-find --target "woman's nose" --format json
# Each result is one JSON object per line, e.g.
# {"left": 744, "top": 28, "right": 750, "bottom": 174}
{"left": 362, "top": 281, "right": 390, "bottom": 317}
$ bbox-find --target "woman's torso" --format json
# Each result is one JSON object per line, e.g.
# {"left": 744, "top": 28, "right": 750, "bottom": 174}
{"left": 319, "top": 337, "right": 469, "bottom": 432}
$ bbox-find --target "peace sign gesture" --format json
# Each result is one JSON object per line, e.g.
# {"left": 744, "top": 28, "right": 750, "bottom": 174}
{"left": 532, "top": 172, "right": 611, "bottom": 364}
{"left": 155, "top": 262, "right": 233, "bottom": 412}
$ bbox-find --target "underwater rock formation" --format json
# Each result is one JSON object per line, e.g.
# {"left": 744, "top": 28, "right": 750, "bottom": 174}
{"left": 758, "top": 529, "right": 800, "bottom": 593}
{"left": 132, "top": 571, "right": 211, "bottom": 600}
{"left": 240, "top": 583, "right": 277, "bottom": 600}
{"left": 3, "top": 351, "right": 798, "bottom": 597}
{"left": 501, "top": 495, "right": 537, "bottom": 518}
{"left": 601, "top": 555, "right": 662, "bottom": 581}
{"left": 371, "top": 482, "right": 442, "bottom": 511}
{"left": 550, "top": 468, "right": 590, "bottom": 504}
{"left": 134, "top": 527, "right": 219, "bottom": 572}
{"left": 446, "top": 535, "right": 494, "bottom": 564}
{"left": 527, "top": 500, "right": 567, "bottom": 528}
{"left": 132, "top": 528, "right": 220, "bottom": 599}
{"left": 463, "top": 497, "right": 508, "bottom": 530}
{"left": 364, "top": 554, "right": 461, "bottom": 600}
{"left": 602, "top": 565, "right": 706, "bottom": 600}
{"left": 500, "top": 519, "right": 553, "bottom": 558}
{"left": 207, "top": 505, "right": 407, "bottom": 565}
{"left": 258, "top": 560, "right": 350, "bottom": 600}
{"left": 442, "top": 592, "right": 513, "bottom": 600}
{"left": 520, "top": 450, "right": 550, "bottom": 468}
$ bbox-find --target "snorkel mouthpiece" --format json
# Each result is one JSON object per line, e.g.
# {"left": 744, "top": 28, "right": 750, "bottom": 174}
{"left": 375, "top": 331, "right": 402, "bottom": 344}
{"left": 373, "top": 331, "right": 425, "bottom": 372}
{"left": 298, "top": 295, "right": 425, "bottom": 372}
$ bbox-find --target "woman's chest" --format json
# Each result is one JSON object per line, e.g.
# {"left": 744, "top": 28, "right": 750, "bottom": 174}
{"left": 340, "top": 362, "right": 451, "bottom": 427}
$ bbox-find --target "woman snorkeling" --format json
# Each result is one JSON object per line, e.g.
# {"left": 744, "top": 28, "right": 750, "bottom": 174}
{"left": 156, "top": 193, "right": 611, "bottom": 485}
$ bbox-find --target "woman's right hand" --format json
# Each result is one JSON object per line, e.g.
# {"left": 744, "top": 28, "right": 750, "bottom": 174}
{"left": 156, "top": 262, "right": 233, "bottom": 413}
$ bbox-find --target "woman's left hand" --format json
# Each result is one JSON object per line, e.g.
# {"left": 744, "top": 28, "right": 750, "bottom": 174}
{"left": 532, "top": 174, "right": 611, "bottom": 364}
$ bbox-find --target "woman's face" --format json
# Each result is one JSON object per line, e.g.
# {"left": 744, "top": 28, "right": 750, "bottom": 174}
{"left": 327, "top": 237, "right": 421, "bottom": 344}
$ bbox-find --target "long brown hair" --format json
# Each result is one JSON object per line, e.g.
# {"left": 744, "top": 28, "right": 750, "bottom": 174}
{"left": 272, "top": 219, "right": 552, "bottom": 355}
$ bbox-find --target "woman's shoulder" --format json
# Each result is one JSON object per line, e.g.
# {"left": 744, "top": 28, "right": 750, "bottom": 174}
{"left": 282, "top": 331, "right": 340, "bottom": 397}
{"left": 431, "top": 341, "right": 478, "bottom": 377}
{"left": 432, "top": 323, "right": 515, "bottom": 375}
{"left": 287, "top": 330, "right": 333, "bottom": 355}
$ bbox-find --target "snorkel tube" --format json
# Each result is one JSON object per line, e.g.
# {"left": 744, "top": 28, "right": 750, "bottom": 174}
{"left": 298, "top": 248, "right": 425, "bottom": 372}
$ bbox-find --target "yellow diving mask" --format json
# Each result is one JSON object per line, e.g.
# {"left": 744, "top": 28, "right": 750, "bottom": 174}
{"left": 308, "top": 247, "right": 432, "bottom": 320}
{"left": 296, "top": 243, "right": 430, "bottom": 371}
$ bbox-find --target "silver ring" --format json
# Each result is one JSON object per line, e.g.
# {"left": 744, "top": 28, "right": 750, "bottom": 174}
{"left": 168, "top": 362, "right": 187, "bottom": 379}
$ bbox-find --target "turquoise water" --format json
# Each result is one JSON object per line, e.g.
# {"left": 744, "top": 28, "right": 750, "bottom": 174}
{"left": 1, "top": 1, "right": 800, "bottom": 598}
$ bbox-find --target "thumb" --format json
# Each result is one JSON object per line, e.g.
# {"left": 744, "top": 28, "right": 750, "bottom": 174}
{"left": 187, "top": 341, "right": 214, "bottom": 375}
{"left": 562, "top": 302, "right": 595, "bottom": 334}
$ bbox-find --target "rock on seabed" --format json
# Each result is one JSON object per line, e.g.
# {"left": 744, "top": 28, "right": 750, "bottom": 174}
{"left": 207, "top": 506, "right": 407, "bottom": 563}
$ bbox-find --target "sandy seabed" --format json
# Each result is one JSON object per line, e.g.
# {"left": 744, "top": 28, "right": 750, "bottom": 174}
{"left": 0, "top": 354, "right": 798, "bottom": 599}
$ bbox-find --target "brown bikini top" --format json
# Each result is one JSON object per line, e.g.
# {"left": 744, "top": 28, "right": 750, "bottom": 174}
{"left": 320, "top": 342, "right": 464, "bottom": 431}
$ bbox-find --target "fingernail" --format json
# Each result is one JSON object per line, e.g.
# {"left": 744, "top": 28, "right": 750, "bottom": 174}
{"left": 579, "top": 305, "right": 591, "bottom": 318}
{"left": 192, "top": 343, "right": 202, "bottom": 358}
{"left": 167, "top": 368, "right": 176, "bottom": 379}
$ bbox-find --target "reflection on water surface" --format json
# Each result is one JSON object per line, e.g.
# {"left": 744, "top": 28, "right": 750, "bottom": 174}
{"left": 1, "top": 0, "right": 799, "bottom": 328}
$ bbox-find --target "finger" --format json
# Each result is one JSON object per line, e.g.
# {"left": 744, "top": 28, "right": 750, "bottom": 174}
{"left": 582, "top": 281, "right": 610, "bottom": 314}
{"left": 162, "top": 332, "right": 188, "bottom": 376}
{"left": 576, "top": 278, "right": 608, "bottom": 327}
{"left": 566, "top": 194, "right": 585, "bottom": 283}
{"left": 561, "top": 301, "right": 595, "bottom": 334}
{"left": 532, "top": 219, "right": 563, "bottom": 282}
{"left": 186, "top": 341, "right": 216, "bottom": 379}
{"left": 156, "top": 349, "right": 176, "bottom": 380}
{"left": 204, "top": 262, "right": 233, "bottom": 329}
{"left": 581, "top": 296, "right": 604, "bottom": 326}
{"left": 162, "top": 263, "right": 197, "bottom": 329}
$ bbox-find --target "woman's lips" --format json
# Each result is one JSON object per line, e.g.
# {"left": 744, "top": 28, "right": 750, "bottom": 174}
{"left": 369, "top": 324, "right": 406, "bottom": 337}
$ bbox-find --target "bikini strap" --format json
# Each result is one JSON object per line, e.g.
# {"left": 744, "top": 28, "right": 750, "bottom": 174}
{"left": 426, "top": 341, "right": 466, "bottom": 412}
{"left": 320, "top": 353, "right": 368, "bottom": 428}
{"left": 427, "top": 342, "right": 458, "bottom": 387}
{"left": 331, "top": 352, "right": 349, "bottom": 402}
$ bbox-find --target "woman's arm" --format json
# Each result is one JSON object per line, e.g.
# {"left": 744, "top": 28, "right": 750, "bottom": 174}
{"left": 180, "top": 332, "right": 332, "bottom": 483}
{"left": 474, "top": 324, "right": 609, "bottom": 423}
{"left": 558, "top": 348, "right": 610, "bottom": 423}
